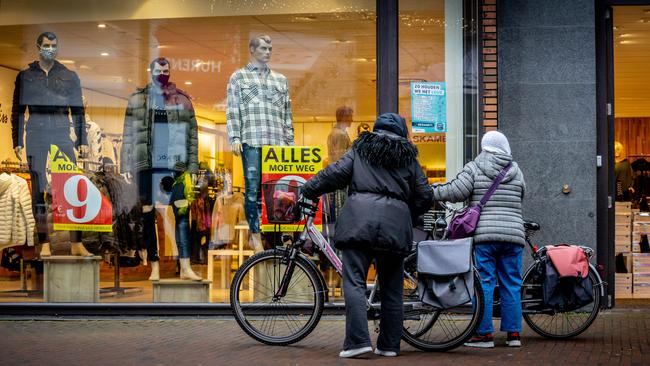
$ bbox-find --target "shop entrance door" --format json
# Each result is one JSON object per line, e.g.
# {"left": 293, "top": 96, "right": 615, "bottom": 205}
{"left": 599, "top": 2, "right": 650, "bottom": 306}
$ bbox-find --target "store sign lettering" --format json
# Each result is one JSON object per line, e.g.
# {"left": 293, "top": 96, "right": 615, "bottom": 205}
{"left": 262, "top": 146, "right": 323, "bottom": 175}
{"left": 412, "top": 134, "right": 446, "bottom": 144}
{"left": 170, "top": 58, "right": 222, "bottom": 73}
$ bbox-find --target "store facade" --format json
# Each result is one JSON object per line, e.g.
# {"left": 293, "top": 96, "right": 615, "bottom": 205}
{"left": 0, "top": 0, "right": 482, "bottom": 313}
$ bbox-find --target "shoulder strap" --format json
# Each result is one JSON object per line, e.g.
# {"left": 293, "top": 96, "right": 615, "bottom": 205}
{"left": 479, "top": 162, "right": 512, "bottom": 207}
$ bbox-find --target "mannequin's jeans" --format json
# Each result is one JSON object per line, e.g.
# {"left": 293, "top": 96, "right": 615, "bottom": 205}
{"left": 242, "top": 144, "right": 262, "bottom": 233}
{"left": 175, "top": 215, "right": 191, "bottom": 259}
{"left": 474, "top": 243, "right": 523, "bottom": 335}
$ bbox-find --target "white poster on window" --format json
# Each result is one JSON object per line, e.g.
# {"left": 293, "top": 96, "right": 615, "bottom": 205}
{"left": 0, "top": 66, "right": 19, "bottom": 162}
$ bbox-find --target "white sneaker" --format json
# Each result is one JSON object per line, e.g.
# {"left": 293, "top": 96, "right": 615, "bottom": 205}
{"left": 374, "top": 348, "right": 397, "bottom": 357}
{"left": 339, "top": 346, "right": 373, "bottom": 358}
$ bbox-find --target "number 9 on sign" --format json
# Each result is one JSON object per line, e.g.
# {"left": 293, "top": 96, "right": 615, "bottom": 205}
{"left": 63, "top": 175, "right": 102, "bottom": 223}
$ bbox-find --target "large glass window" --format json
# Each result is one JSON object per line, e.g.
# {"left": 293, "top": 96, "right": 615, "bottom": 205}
{"left": 399, "top": 0, "right": 465, "bottom": 183}
{"left": 0, "top": 1, "right": 375, "bottom": 304}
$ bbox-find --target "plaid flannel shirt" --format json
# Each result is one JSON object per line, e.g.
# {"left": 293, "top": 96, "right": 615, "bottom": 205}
{"left": 226, "top": 63, "right": 294, "bottom": 147}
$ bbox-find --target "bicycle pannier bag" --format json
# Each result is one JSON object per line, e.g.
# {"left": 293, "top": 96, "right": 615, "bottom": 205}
{"left": 417, "top": 238, "right": 475, "bottom": 309}
{"left": 447, "top": 163, "right": 511, "bottom": 239}
{"left": 542, "top": 245, "right": 594, "bottom": 311}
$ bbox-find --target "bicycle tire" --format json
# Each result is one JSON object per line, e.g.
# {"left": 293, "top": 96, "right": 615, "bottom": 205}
{"left": 402, "top": 269, "right": 485, "bottom": 352}
{"left": 230, "top": 249, "right": 325, "bottom": 346}
{"left": 522, "top": 264, "right": 601, "bottom": 339}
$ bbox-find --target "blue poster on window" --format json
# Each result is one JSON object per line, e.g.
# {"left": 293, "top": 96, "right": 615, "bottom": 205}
{"left": 411, "top": 82, "right": 447, "bottom": 133}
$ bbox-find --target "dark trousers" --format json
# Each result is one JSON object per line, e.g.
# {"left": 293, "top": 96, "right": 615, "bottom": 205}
{"left": 137, "top": 169, "right": 173, "bottom": 262}
{"left": 25, "top": 129, "right": 81, "bottom": 243}
{"left": 342, "top": 248, "right": 404, "bottom": 352}
{"left": 242, "top": 144, "right": 261, "bottom": 233}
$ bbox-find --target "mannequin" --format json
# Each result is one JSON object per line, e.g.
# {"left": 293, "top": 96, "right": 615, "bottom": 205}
{"left": 327, "top": 106, "right": 353, "bottom": 220}
{"left": 615, "top": 141, "right": 634, "bottom": 201}
{"left": 120, "top": 57, "right": 199, "bottom": 280}
{"left": 226, "top": 35, "right": 294, "bottom": 252}
{"left": 11, "top": 32, "right": 91, "bottom": 257}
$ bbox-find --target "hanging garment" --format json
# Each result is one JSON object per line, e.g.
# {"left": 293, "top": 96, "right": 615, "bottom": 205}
{"left": 211, "top": 192, "right": 246, "bottom": 246}
{"left": 0, "top": 173, "right": 36, "bottom": 250}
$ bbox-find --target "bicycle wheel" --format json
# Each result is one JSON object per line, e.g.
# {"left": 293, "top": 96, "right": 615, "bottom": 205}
{"left": 230, "top": 248, "right": 325, "bottom": 346}
{"left": 522, "top": 264, "right": 601, "bottom": 339}
{"left": 402, "top": 254, "right": 484, "bottom": 352}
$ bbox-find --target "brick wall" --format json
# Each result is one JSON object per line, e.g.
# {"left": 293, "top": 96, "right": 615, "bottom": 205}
{"left": 482, "top": 0, "right": 497, "bottom": 132}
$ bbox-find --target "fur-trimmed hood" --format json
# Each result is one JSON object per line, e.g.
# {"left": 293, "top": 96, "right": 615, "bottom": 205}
{"left": 353, "top": 130, "right": 418, "bottom": 169}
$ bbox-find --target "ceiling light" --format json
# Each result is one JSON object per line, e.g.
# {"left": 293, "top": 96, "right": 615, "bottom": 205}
{"left": 619, "top": 40, "right": 633, "bottom": 44}
{"left": 353, "top": 58, "right": 368, "bottom": 62}
{"left": 157, "top": 45, "right": 167, "bottom": 49}
{"left": 59, "top": 59, "right": 75, "bottom": 64}
{"left": 193, "top": 61, "right": 203, "bottom": 67}
{"left": 97, "top": 23, "right": 106, "bottom": 28}
{"left": 100, "top": 52, "right": 109, "bottom": 56}
{"left": 146, "top": 68, "right": 151, "bottom": 72}
{"left": 618, "top": 33, "right": 632, "bottom": 38}
{"left": 185, "top": 81, "right": 192, "bottom": 85}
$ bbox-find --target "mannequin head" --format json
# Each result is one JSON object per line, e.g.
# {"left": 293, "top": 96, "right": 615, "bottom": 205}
{"left": 615, "top": 141, "right": 625, "bottom": 162}
{"left": 249, "top": 35, "right": 272, "bottom": 67}
{"left": 335, "top": 106, "right": 353, "bottom": 129}
{"left": 149, "top": 57, "right": 171, "bottom": 87}
{"left": 36, "top": 32, "right": 58, "bottom": 63}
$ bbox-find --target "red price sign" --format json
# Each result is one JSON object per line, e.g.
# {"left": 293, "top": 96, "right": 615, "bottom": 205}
{"left": 50, "top": 145, "right": 112, "bottom": 232}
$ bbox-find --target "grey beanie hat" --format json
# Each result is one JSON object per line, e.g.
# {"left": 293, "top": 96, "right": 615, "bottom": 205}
{"left": 481, "top": 131, "right": 511, "bottom": 155}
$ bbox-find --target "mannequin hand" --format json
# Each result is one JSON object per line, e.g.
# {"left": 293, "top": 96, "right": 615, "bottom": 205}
{"left": 629, "top": 187, "right": 635, "bottom": 194}
{"left": 14, "top": 146, "right": 23, "bottom": 161}
{"left": 232, "top": 141, "right": 243, "bottom": 157}
{"left": 121, "top": 172, "right": 132, "bottom": 183}
{"left": 191, "top": 173, "right": 198, "bottom": 185}
{"left": 77, "top": 145, "right": 89, "bottom": 157}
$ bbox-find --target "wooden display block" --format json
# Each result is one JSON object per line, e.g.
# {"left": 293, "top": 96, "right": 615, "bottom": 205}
{"left": 633, "top": 212, "right": 650, "bottom": 223}
{"left": 616, "top": 213, "right": 632, "bottom": 224}
{"left": 153, "top": 279, "right": 211, "bottom": 303}
{"left": 633, "top": 222, "right": 650, "bottom": 231}
{"left": 616, "top": 223, "right": 632, "bottom": 234}
{"left": 616, "top": 243, "right": 631, "bottom": 253}
{"left": 615, "top": 202, "right": 632, "bottom": 211}
{"left": 43, "top": 256, "right": 101, "bottom": 303}
{"left": 632, "top": 253, "right": 650, "bottom": 273}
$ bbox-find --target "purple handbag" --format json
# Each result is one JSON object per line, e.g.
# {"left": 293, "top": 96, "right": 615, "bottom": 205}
{"left": 447, "top": 163, "right": 512, "bottom": 239}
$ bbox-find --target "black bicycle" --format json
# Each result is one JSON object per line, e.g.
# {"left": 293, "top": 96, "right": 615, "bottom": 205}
{"left": 230, "top": 193, "right": 484, "bottom": 351}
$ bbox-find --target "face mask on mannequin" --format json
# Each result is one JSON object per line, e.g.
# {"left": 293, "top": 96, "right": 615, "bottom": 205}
{"left": 38, "top": 42, "right": 58, "bottom": 62}
{"left": 153, "top": 74, "right": 170, "bottom": 86}
{"left": 151, "top": 62, "right": 171, "bottom": 87}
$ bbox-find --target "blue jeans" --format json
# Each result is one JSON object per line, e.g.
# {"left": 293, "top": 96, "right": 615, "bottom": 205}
{"left": 474, "top": 243, "right": 523, "bottom": 335}
{"left": 175, "top": 215, "right": 191, "bottom": 259}
{"left": 242, "top": 144, "right": 262, "bottom": 233}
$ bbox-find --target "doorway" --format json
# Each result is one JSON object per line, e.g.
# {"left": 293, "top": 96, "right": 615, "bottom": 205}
{"left": 610, "top": 5, "right": 650, "bottom": 304}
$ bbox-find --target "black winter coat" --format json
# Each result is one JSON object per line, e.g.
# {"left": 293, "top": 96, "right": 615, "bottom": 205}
{"left": 302, "top": 131, "right": 433, "bottom": 255}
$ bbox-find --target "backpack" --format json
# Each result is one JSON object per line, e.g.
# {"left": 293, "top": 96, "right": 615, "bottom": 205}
{"left": 542, "top": 245, "right": 594, "bottom": 311}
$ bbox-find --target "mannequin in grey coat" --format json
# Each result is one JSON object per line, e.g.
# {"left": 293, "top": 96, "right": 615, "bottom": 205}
{"left": 431, "top": 131, "right": 526, "bottom": 348}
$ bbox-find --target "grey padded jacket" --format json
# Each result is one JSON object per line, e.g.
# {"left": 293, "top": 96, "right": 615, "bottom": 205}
{"left": 432, "top": 151, "right": 526, "bottom": 246}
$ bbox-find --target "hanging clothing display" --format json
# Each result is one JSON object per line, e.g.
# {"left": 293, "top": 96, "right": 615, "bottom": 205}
{"left": 0, "top": 173, "right": 36, "bottom": 250}
{"left": 211, "top": 192, "right": 246, "bottom": 246}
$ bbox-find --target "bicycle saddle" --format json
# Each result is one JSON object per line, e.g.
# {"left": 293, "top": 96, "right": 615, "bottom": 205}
{"left": 524, "top": 220, "right": 540, "bottom": 231}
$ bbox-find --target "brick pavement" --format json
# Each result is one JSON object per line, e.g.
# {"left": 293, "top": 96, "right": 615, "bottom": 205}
{"left": 0, "top": 309, "right": 648, "bottom": 366}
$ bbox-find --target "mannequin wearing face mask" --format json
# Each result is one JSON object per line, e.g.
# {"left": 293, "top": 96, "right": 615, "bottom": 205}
{"left": 120, "top": 57, "right": 199, "bottom": 280}
{"left": 11, "top": 32, "right": 91, "bottom": 257}
{"left": 226, "top": 35, "right": 294, "bottom": 252}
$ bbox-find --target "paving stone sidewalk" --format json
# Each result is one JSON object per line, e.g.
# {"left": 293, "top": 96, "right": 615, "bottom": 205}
{"left": 0, "top": 309, "right": 648, "bottom": 366}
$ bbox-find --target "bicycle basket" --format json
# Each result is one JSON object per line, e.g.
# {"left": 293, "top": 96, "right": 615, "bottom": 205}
{"left": 262, "top": 179, "right": 303, "bottom": 224}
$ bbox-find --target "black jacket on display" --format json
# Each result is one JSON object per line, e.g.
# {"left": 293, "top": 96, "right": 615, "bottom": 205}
{"left": 11, "top": 60, "right": 86, "bottom": 147}
{"left": 302, "top": 128, "right": 433, "bottom": 255}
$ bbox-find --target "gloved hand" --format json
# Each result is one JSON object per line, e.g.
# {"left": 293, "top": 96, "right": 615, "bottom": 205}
{"left": 14, "top": 146, "right": 23, "bottom": 161}
{"left": 232, "top": 141, "right": 243, "bottom": 157}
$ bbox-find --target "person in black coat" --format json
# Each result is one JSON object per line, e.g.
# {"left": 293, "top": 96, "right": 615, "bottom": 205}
{"left": 302, "top": 113, "right": 433, "bottom": 358}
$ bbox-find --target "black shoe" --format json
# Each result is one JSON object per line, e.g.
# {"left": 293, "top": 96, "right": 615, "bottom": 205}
{"left": 464, "top": 333, "right": 494, "bottom": 348}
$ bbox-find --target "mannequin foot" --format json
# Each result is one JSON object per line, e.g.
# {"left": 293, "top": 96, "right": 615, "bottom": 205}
{"left": 250, "top": 233, "right": 264, "bottom": 253}
{"left": 180, "top": 258, "right": 202, "bottom": 281}
{"left": 70, "top": 242, "right": 93, "bottom": 257}
{"left": 148, "top": 261, "right": 160, "bottom": 281}
{"left": 40, "top": 243, "right": 51, "bottom": 257}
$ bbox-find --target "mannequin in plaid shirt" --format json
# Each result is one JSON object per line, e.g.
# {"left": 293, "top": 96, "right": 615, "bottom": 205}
{"left": 226, "top": 35, "right": 294, "bottom": 251}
